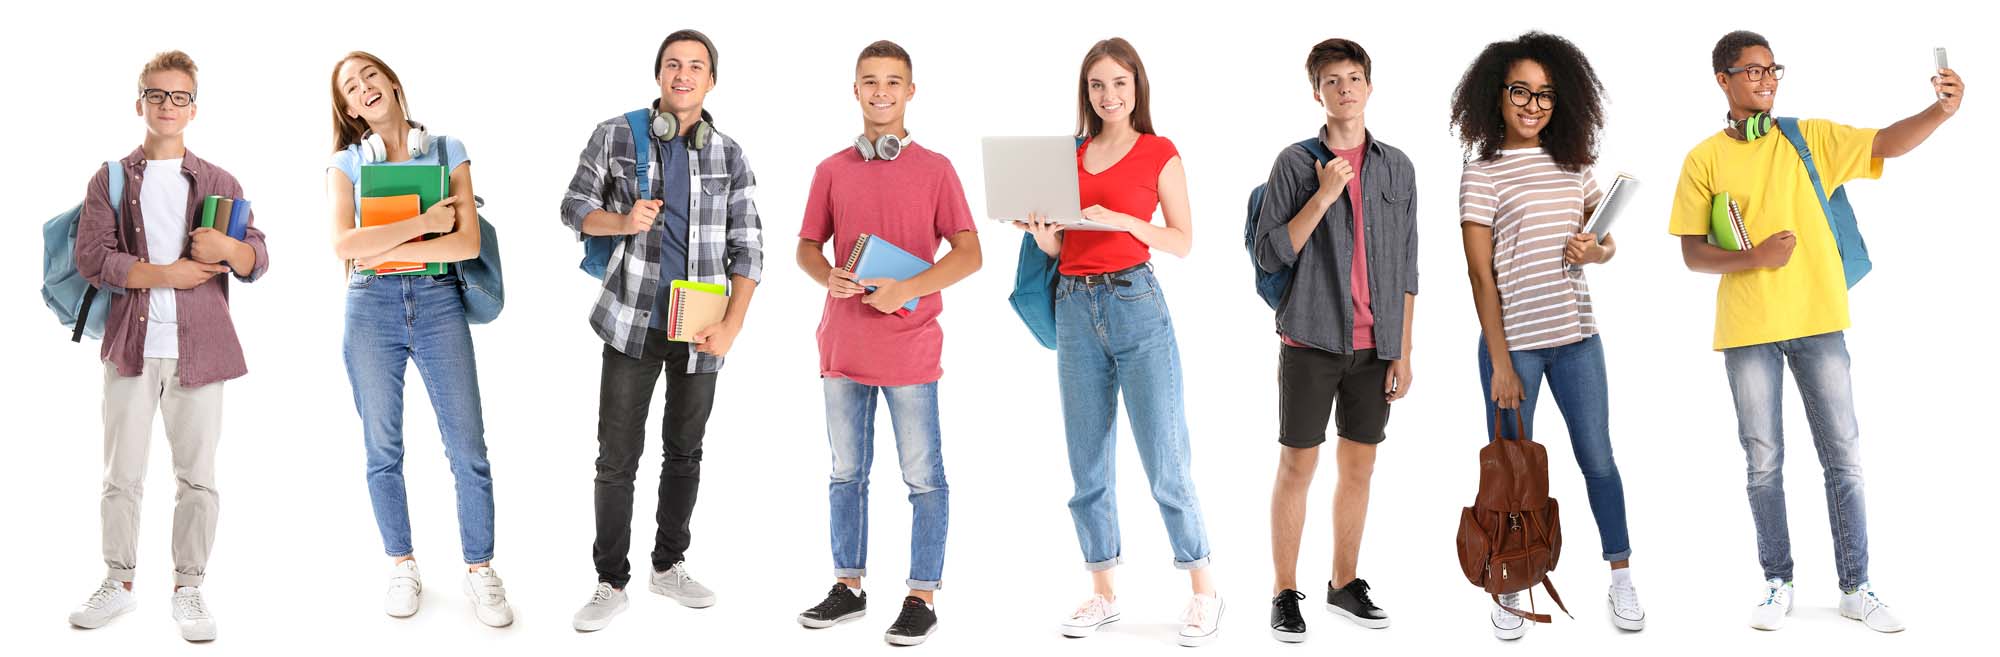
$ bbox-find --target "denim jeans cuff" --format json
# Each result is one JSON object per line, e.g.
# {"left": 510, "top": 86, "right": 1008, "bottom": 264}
{"left": 1083, "top": 556, "right": 1123, "bottom": 572}
{"left": 834, "top": 567, "right": 867, "bottom": 579}
{"left": 1604, "top": 549, "right": 1632, "bottom": 562}
{"left": 1174, "top": 555, "right": 1212, "bottom": 571}
{"left": 173, "top": 569, "right": 205, "bottom": 588}
{"left": 106, "top": 566, "right": 136, "bottom": 582}
{"left": 385, "top": 548, "right": 413, "bottom": 559}
{"left": 907, "top": 579, "right": 941, "bottom": 591}
{"left": 464, "top": 553, "right": 495, "bottom": 566}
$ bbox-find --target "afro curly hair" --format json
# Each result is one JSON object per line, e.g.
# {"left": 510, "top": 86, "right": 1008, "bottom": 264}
{"left": 1448, "top": 32, "right": 1605, "bottom": 171}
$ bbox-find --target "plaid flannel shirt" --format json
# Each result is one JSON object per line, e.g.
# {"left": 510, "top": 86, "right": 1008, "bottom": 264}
{"left": 561, "top": 111, "right": 764, "bottom": 372}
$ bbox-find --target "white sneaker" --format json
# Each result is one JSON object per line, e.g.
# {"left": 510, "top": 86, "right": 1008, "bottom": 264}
{"left": 1059, "top": 594, "right": 1120, "bottom": 638}
{"left": 1608, "top": 582, "right": 1646, "bottom": 631}
{"left": 650, "top": 561, "right": 716, "bottom": 608}
{"left": 463, "top": 567, "right": 515, "bottom": 628}
{"left": 171, "top": 587, "right": 217, "bottom": 642}
{"left": 1839, "top": 583, "right": 1904, "bottom": 633}
{"left": 572, "top": 582, "right": 629, "bottom": 632}
{"left": 1748, "top": 578, "right": 1793, "bottom": 631}
{"left": 1177, "top": 594, "right": 1224, "bottom": 647}
{"left": 1491, "top": 593, "right": 1529, "bottom": 641}
{"left": 385, "top": 560, "right": 422, "bottom": 618}
{"left": 68, "top": 579, "right": 136, "bottom": 629}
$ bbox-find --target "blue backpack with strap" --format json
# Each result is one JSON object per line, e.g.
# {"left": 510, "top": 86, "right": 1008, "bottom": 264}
{"left": 42, "top": 161, "right": 125, "bottom": 342}
{"left": 1244, "top": 138, "right": 1336, "bottom": 309}
{"left": 578, "top": 108, "right": 654, "bottom": 280}
{"left": 1005, "top": 137, "right": 1083, "bottom": 350}
{"left": 1774, "top": 117, "right": 1871, "bottom": 288}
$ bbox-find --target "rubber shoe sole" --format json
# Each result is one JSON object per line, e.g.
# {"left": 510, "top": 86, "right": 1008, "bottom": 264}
{"left": 799, "top": 609, "right": 865, "bottom": 629}
{"left": 573, "top": 598, "right": 628, "bottom": 632}
{"left": 1326, "top": 603, "right": 1391, "bottom": 629}
{"left": 885, "top": 620, "right": 935, "bottom": 646}
{"left": 649, "top": 580, "right": 716, "bottom": 608}
{"left": 1060, "top": 613, "right": 1119, "bottom": 638}
{"left": 1271, "top": 626, "right": 1307, "bottom": 643}
{"left": 1608, "top": 597, "right": 1646, "bottom": 631}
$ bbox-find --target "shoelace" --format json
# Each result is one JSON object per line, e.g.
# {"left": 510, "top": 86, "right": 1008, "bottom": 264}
{"left": 1610, "top": 584, "right": 1642, "bottom": 611}
{"left": 664, "top": 562, "right": 693, "bottom": 586}
{"left": 1762, "top": 584, "right": 1789, "bottom": 607}
{"left": 1181, "top": 595, "right": 1219, "bottom": 627}
{"left": 1071, "top": 595, "right": 1110, "bottom": 621}
{"left": 84, "top": 584, "right": 120, "bottom": 609}
{"left": 174, "top": 591, "right": 210, "bottom": 620}
{"left": 889, "top": 597, "right": 929, "bottom": 632}
{"left": 1274, "top": 590, "right": 1305, "bottom": 621}
{"left": 1858, "top": 590, "right": 1888, "bottom": 611}
{"left": 810, "top": 586, "right": 855, "bottom": 615}
{"left": 590, "top": 583, "right": 617, "bottom": 604}
{"left": 1346, "top": 579, "right": 1379, "bottom": 611}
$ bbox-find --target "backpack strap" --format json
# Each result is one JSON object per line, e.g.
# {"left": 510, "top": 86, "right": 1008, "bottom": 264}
{"left": 1491, "top": 578, "right": 1571, "bottom": 624}
{"left": 1297, "top": 137, "right": 1335, "bottom": 165}
{"left": 624, "top": 109, "right": 654, "bottom": 202}
{"left": 1773, "top": 117, "right": 1848, "bottom": 254}
{"left": 73, "top": 161, "right": 126, "bottom": 343}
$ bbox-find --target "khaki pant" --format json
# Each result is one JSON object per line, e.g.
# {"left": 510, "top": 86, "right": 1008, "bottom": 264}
{"left": 101, "top": 358, "right": 223, "bottom": 588}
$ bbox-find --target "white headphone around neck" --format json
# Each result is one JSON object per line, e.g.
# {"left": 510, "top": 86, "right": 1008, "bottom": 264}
{"left": 360, "top": 120, "right": 432, "bottom": 164}
{"left": 854, "top": 132, "right": 908, "bottom": 161}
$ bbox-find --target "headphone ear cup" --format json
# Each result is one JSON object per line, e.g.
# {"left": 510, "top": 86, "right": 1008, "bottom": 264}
{"left": 855, "top": 135, "right": 876, "bottom": 161}
{"left": 652, "top": 112, "right": 678, "bottom": 141}
{"left": 361, "top": 133, "right": 385, "bottom": 163}
{"left": 689, "top": 121, "right": 711, "bottom": 151}
{"left": 407, "top": 123, "right": 431, "bottom": 159}
{"left": 877, "top": 134, "right": 903, "bottom": 161}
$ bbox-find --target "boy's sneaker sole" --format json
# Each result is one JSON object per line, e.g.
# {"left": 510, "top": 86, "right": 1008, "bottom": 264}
{"left": 1059, "top": 613, "right": 1119, "bottom": 637}
{"left": 650, "top": 582, "right": 715, "bottom": 608}
{"left": 1178, "top": 628, "right": 1220, "bottom": 647}
{"left": 1326, "top": 603, "right": 1391, "bottom": 629}
{"left": 885, "top": 621, "right": 935, "bottom": 646}
{"left": 68, "top": 605, "right": 134, "bottom": 629}
{"left": 1840, "top": 608, "right": 1905, "bottom": 633}
{"left": 572, "top": 599, "right": 628, "bottom": 632}
{"left": 1271, "top": 627, "right": 1307, "bottom": 643}
{"left": 798, "top": 609, "right": 865, "bottom": 629}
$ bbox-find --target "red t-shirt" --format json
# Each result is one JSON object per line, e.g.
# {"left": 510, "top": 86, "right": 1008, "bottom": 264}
{"left": 1334, "top": 144, "right": 1374, "bottom": 350}
{"left": 799, "top": 143, "right": 978, "bottom": 387}
{"left": 1059, "top": 133, "right": 1179, "bottom": 275}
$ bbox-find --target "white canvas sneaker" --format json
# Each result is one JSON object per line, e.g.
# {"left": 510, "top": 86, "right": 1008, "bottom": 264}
{"left": 1608, "top": 582, "right": 1646, "bottom": 631}
{"left": 1060, "top": 594, "right": 1120, "bottom": 638}
{"left": 1749, "top": 578, "right": 1793, "bottom": 631}
{"left": 1839, "top": 583, "right": 1904, "bottom": 633}
{"left": 463, "top": 567, "right": 515, "bottom": 628}
{"left": 1492, "top": 592, "right": 1529, "bottom": 641}
{"left": 171, "top": 587, "right": 217, "bottom": 642}
{"left": 572, "top": 582, "right": 629, "bottom": 632}
{"left": 68, "top": 579, "right": 136, "bottom": 629}
{"left": 385, "top": 560, "right": 422, "bottom": 618}
{"left": 1177, "top": 594, "right": 1224, "bottom": 647}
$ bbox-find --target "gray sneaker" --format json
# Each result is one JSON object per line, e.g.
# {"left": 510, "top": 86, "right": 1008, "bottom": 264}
{"left": 650, "top": 561, "right": 716, "bottom": 608}
{"left": 572, "top": 582, "right": 628, "bottom": 632}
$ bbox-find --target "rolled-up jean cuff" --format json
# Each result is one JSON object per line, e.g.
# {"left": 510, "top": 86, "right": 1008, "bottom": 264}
{"left": 1604, "top": 549, "right": 1632, "bottom": 562}
{"left": 1083, "top": 556, "right": 1123, "bottom": 572}
{"left": 464, "top": 554, "right": 494, "bottom": 565}
{"left": 173, "top": 570, "right": 205, "bottom": 588}
{"left": 1174, "top": 556, "right": 1211, "bottom": 571}
{"left": 834, "top": 568, "right": 867, "bottom": 579}
{"left": 106, "top": 567, "right": 136, "bottom": 582}
{"left": 907, "top": 579, "right": 941, "bottom": 591}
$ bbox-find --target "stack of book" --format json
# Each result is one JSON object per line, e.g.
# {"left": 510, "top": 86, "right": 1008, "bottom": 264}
{"left": 358, "top": 164, "right": 448, "bottom": 276}
{"left": 198, "top": 195, "right": 251, "bottom": 240}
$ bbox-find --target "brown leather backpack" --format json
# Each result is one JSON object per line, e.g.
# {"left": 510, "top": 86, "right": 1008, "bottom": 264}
{"left": 1456, "top": 410, "right": 1570, "bottom": 623}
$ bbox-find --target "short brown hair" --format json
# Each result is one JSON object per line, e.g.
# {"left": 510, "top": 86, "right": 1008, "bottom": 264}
{"left": 1075, "top": 37, "right": 1154, "bottom": 138}
{"left": 856, "top": 40, "right": 912, "bottom": 75}
{"left": 329, "top": 52, "right": 408, "bottom": 152}
{"left": 1306, "top": 38, "right": 1371, "bottom": 88}
{"left": 138, "top": 50, "right": 199, "bottom": 94}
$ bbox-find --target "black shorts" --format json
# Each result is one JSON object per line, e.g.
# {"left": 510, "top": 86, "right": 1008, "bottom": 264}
{"left": 1278, "top": 344, "right": 1392, "bottom": 448}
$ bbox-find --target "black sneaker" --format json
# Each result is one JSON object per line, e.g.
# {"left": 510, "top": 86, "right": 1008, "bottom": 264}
{"left": 885, "top": 596, "right": 938, "bottom": 646}
{"left": 1270, "top": 589, "right": 1308, "bottom": 643}
{"left": 1326, "top": 578, "right": 1390, "bottom": 629}
{"left": 798, "top": 583, "right": 867, "bottom": 629}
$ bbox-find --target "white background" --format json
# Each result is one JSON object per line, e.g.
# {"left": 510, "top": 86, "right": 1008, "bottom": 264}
{"left": 3, "top": 0, "right": 1991, "bottom": 654}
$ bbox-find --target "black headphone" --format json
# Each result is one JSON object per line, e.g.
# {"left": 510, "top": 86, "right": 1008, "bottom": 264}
{"left": 650, "top": 108, "right": 714, "bottom": 151}
{"left": 854, "top": 132, "right": 906, "bottom": 161}
{"left": 1727, "top": 112, "right": 1774, "bottom": 141}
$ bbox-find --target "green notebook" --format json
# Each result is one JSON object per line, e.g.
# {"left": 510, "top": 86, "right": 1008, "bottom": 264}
{"left": 200, "top": 195, "right": 221, "bottom": 228}
{"left": 359, "top": 164, "right": 449, "bottom": 276}
{"left": 1708, "top": 192, "right": 1752, "bottom": 252}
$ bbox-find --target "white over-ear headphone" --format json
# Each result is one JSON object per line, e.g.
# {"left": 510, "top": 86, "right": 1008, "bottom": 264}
{"left": 361, "top": 120, "right": 432, "bottom": 163}
{"left": 854, "top": 132, "right": 907, "bottom": 161}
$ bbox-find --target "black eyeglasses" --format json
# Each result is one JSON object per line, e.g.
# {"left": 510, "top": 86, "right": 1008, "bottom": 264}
{"left": 1505, "top": 85, "right": 1556, "bottom": 110}
{"left": 140, "top": 88, "right": 195, "bottom": 107}
{"left": 1723, "top": 64, "right": 1786, "bottom": 82}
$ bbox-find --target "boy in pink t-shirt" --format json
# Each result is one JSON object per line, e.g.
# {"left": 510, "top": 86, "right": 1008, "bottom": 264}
{"left": 792, "top": 41, "right": 981, "bottom": 647}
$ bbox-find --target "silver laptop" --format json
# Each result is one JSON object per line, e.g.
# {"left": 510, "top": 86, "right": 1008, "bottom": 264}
{"left": 980, "top": 136, "right": 1124, "bottom": 231}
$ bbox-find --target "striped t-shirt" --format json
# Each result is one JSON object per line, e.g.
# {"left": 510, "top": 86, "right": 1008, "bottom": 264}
{"left": 1459, "top": 149, "right": 1604, "bottom": 351}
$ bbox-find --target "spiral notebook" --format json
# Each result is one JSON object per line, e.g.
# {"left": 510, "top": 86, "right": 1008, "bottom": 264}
{"left": 841, "top": 233, "right": 930, "bottom": 316}
{"left": 1708, "top": 192, "right": 1752, "bottom": 251}
{"left": 666, "top": 280, "right": 728, "bottom": 343}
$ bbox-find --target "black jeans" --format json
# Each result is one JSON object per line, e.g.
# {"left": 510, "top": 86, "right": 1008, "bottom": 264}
{"left": 592, "top": 330, "right": 718, "bottom": 588}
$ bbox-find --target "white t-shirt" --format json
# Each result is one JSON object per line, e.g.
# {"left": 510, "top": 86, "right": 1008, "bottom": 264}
{"left": 140, "top": 159, "right": 189, "bottom": 359}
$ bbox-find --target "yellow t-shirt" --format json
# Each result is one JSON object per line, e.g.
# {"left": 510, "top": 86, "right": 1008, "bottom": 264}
{"left": 1668, "top": 119, "right": 1883, "bottom": 350}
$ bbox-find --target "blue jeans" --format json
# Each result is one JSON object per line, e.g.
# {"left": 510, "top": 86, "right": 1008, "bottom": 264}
{"left": 824, "top": 377, "right": 948, "bottom": 590}
{"left": 1723, "top": 331, "right": 1867, "bottom": 591}
{"left": 1055, "top": 267, "right": 1210, "bottom": 571}
{"left": 1478, "top": 335, "right": 1632, "bottom": 561}
{"left": 344, "top": 273, "right": 495, "bottom": 564}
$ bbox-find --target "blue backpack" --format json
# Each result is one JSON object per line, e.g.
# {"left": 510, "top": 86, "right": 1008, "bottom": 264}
{"left": 578, "top": 108, "right": 655, "bottom": 280}
{"left": 1006, "top": 137, "right": 1090, "bottom": 350}
{"left": 1775, "top": 117, "right": 1871, "bottom": 288}
{"left": 42, "top": 161, "right": 125, "bottom": 342}
{"left": 1244, "top": 138, "right": 1335, "bottom": 309}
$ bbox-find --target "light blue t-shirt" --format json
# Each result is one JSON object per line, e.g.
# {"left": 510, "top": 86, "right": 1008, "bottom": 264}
{"left": 329, "top": 134, "right": 471, "bottom": 207}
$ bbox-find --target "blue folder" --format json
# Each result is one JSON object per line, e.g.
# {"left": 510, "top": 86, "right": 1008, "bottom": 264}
{"left": 844, "top": 233, "right": 931, "bottom": 315}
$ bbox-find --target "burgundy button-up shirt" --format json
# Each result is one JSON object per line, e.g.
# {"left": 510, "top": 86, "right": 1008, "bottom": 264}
{"left": 74, "top": 148, "right": 270, "bottom": 388}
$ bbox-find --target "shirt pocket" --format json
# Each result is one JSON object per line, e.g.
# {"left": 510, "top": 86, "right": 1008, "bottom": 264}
{"left": 696, "top": 174, "right": 731, "bottom": 216}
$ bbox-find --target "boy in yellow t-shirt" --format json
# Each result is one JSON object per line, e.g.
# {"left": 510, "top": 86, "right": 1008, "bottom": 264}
{"left": 1668, "top": 30, "right": 1963, "bottom": 635}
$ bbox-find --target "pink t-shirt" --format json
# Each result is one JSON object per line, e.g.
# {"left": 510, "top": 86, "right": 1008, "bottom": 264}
{"left": 1334, "top": 144, "right": 1374, "bottom": 350}
{"left": 799, "top": 142, "right": 978, "bottom": 387}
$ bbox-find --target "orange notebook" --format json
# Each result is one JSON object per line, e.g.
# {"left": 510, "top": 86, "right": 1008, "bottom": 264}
{"left": 358, "top": 194, "right": 431, "bottom": 275}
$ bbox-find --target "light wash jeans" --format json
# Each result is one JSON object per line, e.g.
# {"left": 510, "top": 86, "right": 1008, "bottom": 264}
{"left": 1055, "top": 267, "right": 1210, "bottom": 571}
{"left": 344, "top": 272, "right": 495, "bottom": 564}
{"left": 1724, "top": 331, "right": 1868, "bottom": 591}
{"left": 824, "top": 377, "right": 948, "bottom": 590}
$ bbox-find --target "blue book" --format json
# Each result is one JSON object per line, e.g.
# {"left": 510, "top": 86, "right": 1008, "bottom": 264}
{"left": 225, "top": 198, "right": 250, "bottom": 241}
{"left": 841, "top": 233, "right": 931, "bottom": 315}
